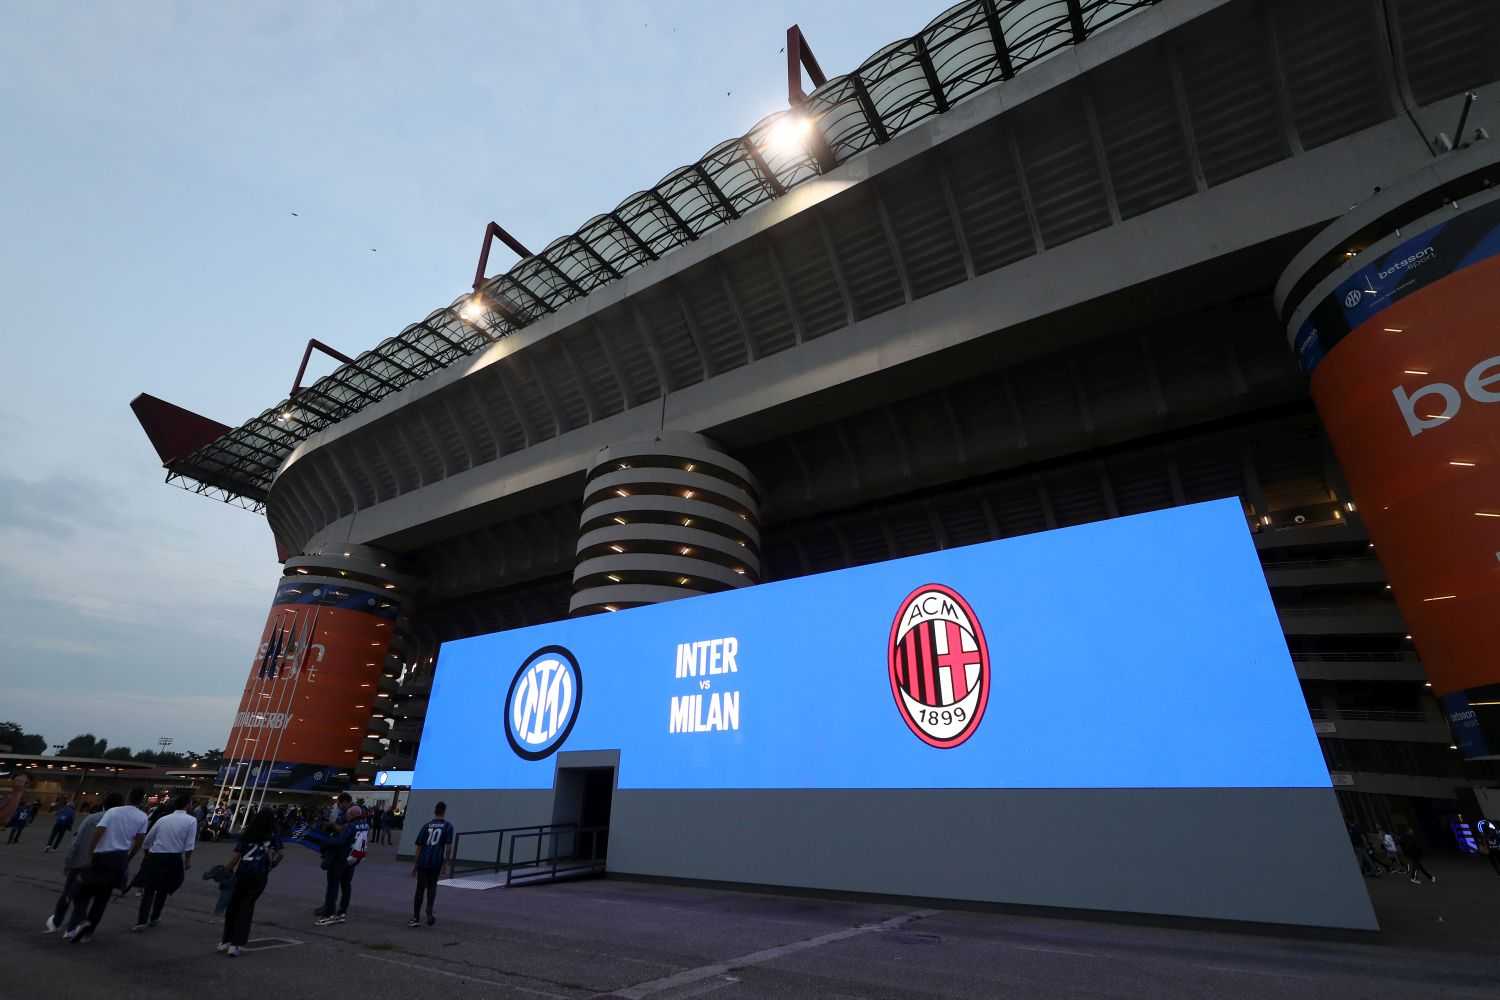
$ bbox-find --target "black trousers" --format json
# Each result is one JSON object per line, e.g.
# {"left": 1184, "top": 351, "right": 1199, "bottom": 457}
{"left": 67, "top": 851, "right": 129, "bottom": 932}
{"left": 6, "top": 824, "right": 23, "bottom": 844}
{"left": 52, "top": 870, "right": 81, "bottom": 926}
{"left": 222, "top": 871, "right": 266, "bottom": 946}
{"left": 47, "top": 824, "right": 70, "bottom": 849}
{"left": 1487, "top": 848, "right": 1500, "bottom": 875}
{"left": 1408, "top": 855, "right": 1435, "bottom": 880}
{"left": 323, "top": 862, "right": 356, "bottom": 915}
{"left": 136, "top": 854, "right": 184, "bottom": 926}
{"left": 413, "top": 867, "right": 440, "bottom": 919}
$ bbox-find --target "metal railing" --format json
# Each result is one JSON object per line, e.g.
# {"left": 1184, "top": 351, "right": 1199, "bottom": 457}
{"left": 505, "top": 824, "right": 608, "bottom": 886}
{"left": 448, "top": 823, "right": 608, "bottom": 885}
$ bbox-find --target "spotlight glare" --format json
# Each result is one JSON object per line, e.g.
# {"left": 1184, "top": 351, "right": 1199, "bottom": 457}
{"left": 765, "top": 114, "right": 813, "bottom": 157}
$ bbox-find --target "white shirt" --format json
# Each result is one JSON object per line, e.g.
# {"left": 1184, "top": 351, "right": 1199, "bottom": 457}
{"left": 95, "top": 805, "right": 149, "bottom": 853}
{"left": 144, "top": 810, "right": 198, "bottom": 854}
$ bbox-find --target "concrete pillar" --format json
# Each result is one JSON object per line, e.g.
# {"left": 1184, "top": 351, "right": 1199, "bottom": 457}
{"left": 220, "top": 543, "right": 422, "bottom": 794}
{"left": 570, "top": 432, "right": 761, "bottom": 616}
{"left": 1276, "top": 142, "right": 1500, "bottom": 761}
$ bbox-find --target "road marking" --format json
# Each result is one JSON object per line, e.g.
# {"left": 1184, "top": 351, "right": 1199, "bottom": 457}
{"left": 609, "top": 909, "right": 937, "bottom": 999}
{"left": 1013, "top": 944, "right": 1103, "bottom": 958}
{"left": 357, "top": 952, "right": 571, "bottom": 999}
{"left": 240, "top": 936, "right": 303, "bottom": 952}
{"left": 665, "top": 977, "right": 739, "bottom": 999}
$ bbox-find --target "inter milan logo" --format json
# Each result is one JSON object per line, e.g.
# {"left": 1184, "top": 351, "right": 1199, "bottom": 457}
{"left": 503, "top": 645, "right": 583, "bottom": 760}
{"left": 887, "top": 584, "right": 990, "bottom": 748}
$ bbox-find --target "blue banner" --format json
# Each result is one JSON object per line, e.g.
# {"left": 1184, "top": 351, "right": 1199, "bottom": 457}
{"left": 415, "top": 498, "right": 1327, "bottom": 792}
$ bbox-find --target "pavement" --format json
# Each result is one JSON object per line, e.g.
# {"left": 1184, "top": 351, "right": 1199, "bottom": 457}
{"left": 2, "top": 834, "right": 1498, "bottom": 999}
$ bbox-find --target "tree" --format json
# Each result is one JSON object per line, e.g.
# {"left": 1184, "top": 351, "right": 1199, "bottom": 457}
{"left": 0, "top": 721, "right": 46, "bottom": 756}
{"left": 183, "top": 749, "right": 224, "bottom": 772}
{"left": 101, "top": 746, "right": 135, "bottom": 761}
{"left": 133, "top": 749, "right": 185, "bottom": 766}
{"left": 62, "top": 734, "right": 107, "bottom": 758}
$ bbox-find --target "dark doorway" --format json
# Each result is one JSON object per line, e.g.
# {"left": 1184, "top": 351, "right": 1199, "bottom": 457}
{"left": 552, "top": 765, "right": 613, "bottom": 863}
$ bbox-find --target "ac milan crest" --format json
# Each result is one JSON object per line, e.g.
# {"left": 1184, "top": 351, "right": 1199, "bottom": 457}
{"left": 887, "top": 584, "right": 989, "bottom": 748}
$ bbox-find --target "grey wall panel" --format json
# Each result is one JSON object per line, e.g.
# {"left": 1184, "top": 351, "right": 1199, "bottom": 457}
{"left": 604, "top": 787, "right": 1374, "bottom": 930}
{"left": 412, "top": 784, "right": 1374, "bottom": 930}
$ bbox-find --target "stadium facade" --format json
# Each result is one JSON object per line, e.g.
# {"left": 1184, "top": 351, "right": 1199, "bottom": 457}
{"left": 134, "top": 0, "right": 1500, "bottom": 851}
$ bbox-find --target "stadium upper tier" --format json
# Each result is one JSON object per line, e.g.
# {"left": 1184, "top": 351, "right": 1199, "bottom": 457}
{"left": 143, "top": 0, "right": 1159, "bottom": 510}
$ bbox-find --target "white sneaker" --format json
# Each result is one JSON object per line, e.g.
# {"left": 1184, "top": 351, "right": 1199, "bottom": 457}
{"left": 130, "top": 924, "right": 147, "bottom": 933}
{"left": 314, "top": 913, "right": 346, "bottom": 926}
{"left": 226, "top": 945, "right": 241, "bottom": 958}
{"left": 216, "top": 942, "right": 229, "bottom": 953}
{"left": 63, "top": 923, "right": 91, "bottom": 943}
{"left": 44, "top": 915, "right": 58, "bottom": 934}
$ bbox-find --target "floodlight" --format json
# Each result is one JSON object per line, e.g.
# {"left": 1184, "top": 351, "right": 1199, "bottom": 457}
{"left": 766, "top": 114, "right": 813, "bottom": 157}
{"left": 459, "top": 296, "right": 486, "bottom": 323}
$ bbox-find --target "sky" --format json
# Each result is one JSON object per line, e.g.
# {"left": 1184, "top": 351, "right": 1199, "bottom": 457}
{"left": 0, "top": 1, "right": 945, "bottom": 753}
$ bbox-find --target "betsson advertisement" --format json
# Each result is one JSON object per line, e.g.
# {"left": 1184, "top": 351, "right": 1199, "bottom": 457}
{"left": 414, "top": 497, "right": 1328, "bottom": 792}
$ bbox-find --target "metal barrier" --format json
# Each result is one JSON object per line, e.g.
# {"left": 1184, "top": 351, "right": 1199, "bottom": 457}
{"left": 447, "top": 823, "right": 608, "bottom": 884}
{"left": 505, "top": 823, "right": 608, "bottom": 886}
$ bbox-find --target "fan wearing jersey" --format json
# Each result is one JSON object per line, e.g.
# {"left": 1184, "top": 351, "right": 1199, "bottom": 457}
{"left": 409, "top": 802, "right": 454, "bottom": 928}
{"left": 219, "top": 808, "right": 283, "bottom": 957}
{"left": 315, "top": 804, "right": 369, "bottom": 926}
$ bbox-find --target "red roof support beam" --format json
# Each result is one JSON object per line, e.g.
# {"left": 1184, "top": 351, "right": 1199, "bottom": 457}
{"left": 787, "top": 24, "right": 828, "bottom": 107}
{"left": 472, "top": 221, "right": 535, "bottom": 291}
{"left": 290, "top": 338, "right": 358, "bottom": 399}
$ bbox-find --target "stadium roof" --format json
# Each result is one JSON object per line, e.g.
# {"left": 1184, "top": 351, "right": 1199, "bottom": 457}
{"left": 137, "top": 0, "right": 1156, "bottom": 512}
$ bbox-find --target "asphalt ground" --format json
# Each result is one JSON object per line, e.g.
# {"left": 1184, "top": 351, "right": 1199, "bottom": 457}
{"left": 2, "top": 833, "right": 1498, "bottom": 999}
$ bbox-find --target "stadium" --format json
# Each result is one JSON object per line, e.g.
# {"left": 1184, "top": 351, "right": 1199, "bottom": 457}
{"left": 133, "top": 0, "right": 1499, "bottom": 886}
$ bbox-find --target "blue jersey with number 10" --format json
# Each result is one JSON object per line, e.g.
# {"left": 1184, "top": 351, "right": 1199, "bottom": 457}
{"left": 415, "top": 818, "right": 453, "bottom": 870}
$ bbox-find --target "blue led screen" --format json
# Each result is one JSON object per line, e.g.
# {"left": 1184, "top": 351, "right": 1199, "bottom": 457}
{"left": 414, "top": 498, "right": 1328, "bottom": 791}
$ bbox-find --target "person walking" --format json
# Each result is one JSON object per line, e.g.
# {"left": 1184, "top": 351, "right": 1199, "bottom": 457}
{"left": 1379, "top": 830, "right": 1403, "bottom": 873}
{"left": 1400, "top": 830, "right": 1436, "bottom": 884}
{"left": 44, "top": 799, "right": 76, "bottom": 853}
{"left": 44, "top": 797, "right": 114, "bottom": 934}
{"left": 63, "top": 788, "right": 149, "bottom": 943}
{"left": 146, "top": 795, "right": 173, "bottom": 828}
{"left": 218, "top": 809, "right": 283, "bottom": 958}
{"left": 7, "top": 800, "right": 35, "bottom": 843}
{"left": 1346, "top": 823, "right": 1382, "bottom": 877}
{"left": 0, "top": 773, "right": 29, "bottom": 827}
{"left": 132, "top": 792, "right": 197, "bottom": 931}
{"left": 409, "top": 801, "right": 454, "bottom": 928}
{"left": 370, "top": 804, "right": 384, "bottom": 847}
{"left": 315, "top": 803, "right": 369, "bottom": 926}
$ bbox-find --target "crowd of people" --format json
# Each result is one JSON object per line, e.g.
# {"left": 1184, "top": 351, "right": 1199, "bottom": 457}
{"left": 2, "top": 775, "right": 453, "bottom": 956}
{"left": 1347, "top": 822, "right": 1456, "bottom": 883}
